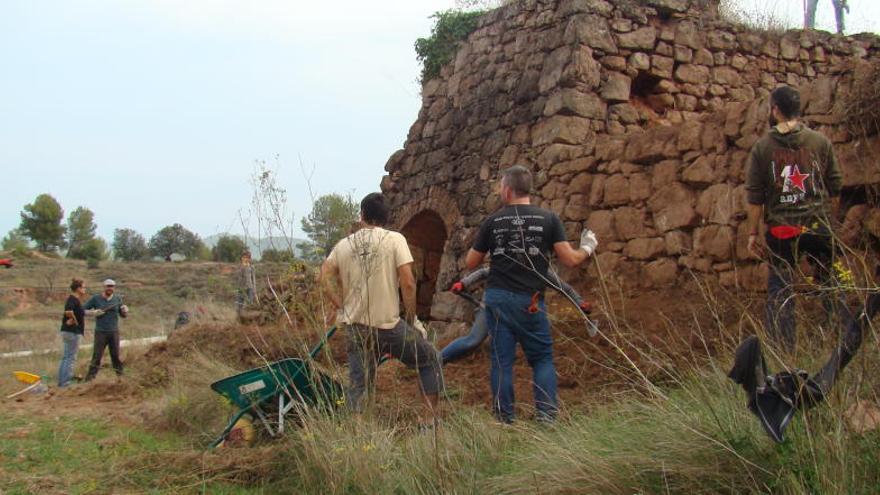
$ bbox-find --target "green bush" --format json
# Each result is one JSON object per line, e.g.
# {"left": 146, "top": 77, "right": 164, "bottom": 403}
{"left": 86, "top": 257, "right": 101, "bottom": 269}
{"left": 415, "top": 9, "right": 485, "bottom": 82}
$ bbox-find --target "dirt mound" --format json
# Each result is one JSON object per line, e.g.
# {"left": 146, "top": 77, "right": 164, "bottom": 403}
{"left": 132, "top": 282, "right": 757, "bottom": 417}
{"left": 137, "top": 321, "right": 342, "bottom": 386}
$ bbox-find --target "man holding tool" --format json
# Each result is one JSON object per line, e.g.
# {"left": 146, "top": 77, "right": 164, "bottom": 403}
{"left": 83, "top": 279, "right": 129, "bottom": 381}
{"left": 466, "top": 165, "right": 597, "bottom": 424}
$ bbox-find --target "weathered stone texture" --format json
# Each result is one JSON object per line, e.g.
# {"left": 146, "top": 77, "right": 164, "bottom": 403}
{"left": 383, "top": 0, "right": 880, "bottom": 303}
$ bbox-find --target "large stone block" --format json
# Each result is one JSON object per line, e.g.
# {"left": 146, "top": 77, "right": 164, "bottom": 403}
{"left": 558, "top": 0, "right": 614, "bottom": 17}
{"left": 563, "top": 194, "right": 591, "bottom": 221}
{"left": 561, "top": 45, "right": 602, "bottom": 89}
{"left": 696, "top": 183, "right": 737, "bottom": 225}
{"left": 649, "top": 182, "right": 697, "bottom": 233}
{"left": 587, "top": 209, "right": 617, "bottom": 242}
{"left": 539, "top": 46, "right": 572, "bottom": 94}
{"left": 675, "top": 21, "right": 702, "bottom": 50}
{"left": 544, "top": 89, "right": 607, "bottom": 119}
{"left": 613, "top": 206, "right": 647, "bottom": 240}
{"left": 531, "top": 115, "right": 593, "bottom": 146}
{"left": 650, "top": 55, "right": 675, "bottom": 79}
{"left": 600, "top": 72, "right": 632, "bottom": 103}
{"left": 712, "top": 66, "right": 742, "bottom": 86}
{"left": 624, "top": 237, "right": 666, "bottom": 260}
{"left": 674, "top": 64, "right": 710, "bottom": 84}
{"left": 693, "top": 225, "right": 734, "bottom": 261}
{"left": 643, "top": 258, "right": 678, "bottom": 287}
{"left": 617, "top": 26, "right": 657, "bottom": 51}
{"left": 664, "top": 231, "right": 691, "bottom": 255}
{"left": 682, "top": 155, "right": 715, "bottom": 186}
{"left": 629, "top": 173, "right": 651, "bottom": 202}
{"left": 603, "top": 174, "right": 631, "bottom": 206}
{"left": 564, "top": 14, "right": 617, "bottom": 54}
{"left": 643, "top": 0, "right": 689, "bottom": 13}
{"left": 566, "top": 172, "right": 594, "bottom": 195}
{"left": 652, "top": 160, "right": 681, "bottom": 189}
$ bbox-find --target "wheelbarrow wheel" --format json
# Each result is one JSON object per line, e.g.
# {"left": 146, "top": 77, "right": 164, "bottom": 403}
{"left": 218, "top": 415, "right": 256, "bottom": 448}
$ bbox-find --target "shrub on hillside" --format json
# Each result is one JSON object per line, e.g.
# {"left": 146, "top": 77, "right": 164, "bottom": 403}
{"left": 2, "top": 229, "right": 30, "bottom": 257}
{"left": 261, "top": 248, "right": 296, "bottom": 263}
{"left": 212, "top": 235, "right": 248, "bottom": 262}
{"left": 113, "top": 228, "right": 151, "bottom": 262}
{"left": 415, "top": 9, "right": 485, "bottom": 82}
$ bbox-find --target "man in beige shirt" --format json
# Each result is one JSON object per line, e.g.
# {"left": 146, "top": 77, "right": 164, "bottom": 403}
{"left": 321, "top": 193, "right": 443, "bottom": 421}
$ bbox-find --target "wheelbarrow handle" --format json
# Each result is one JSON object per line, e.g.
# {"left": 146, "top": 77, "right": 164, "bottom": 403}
{"left": 308, "top": 325, "right": 338, "bottom": 359}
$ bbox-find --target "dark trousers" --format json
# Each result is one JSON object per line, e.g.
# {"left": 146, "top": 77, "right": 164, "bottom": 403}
{"left": 346, "top": 320, "right": 443, "bottom": 412}
{"left": 85, "top": 331, "right": 123, "bottom": 380}
{"left": 765, "top": 231, "right": 852, "bottom": 352}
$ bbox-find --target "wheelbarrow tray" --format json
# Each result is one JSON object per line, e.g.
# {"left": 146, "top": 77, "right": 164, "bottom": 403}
{"left": 209, "top": 357, "right": 343, "bottom": 447}
{"left": 211, "top": 357, "right": 340, "bottom": 409}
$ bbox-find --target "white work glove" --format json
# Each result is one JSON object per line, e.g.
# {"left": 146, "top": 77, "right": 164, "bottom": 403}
{"left": 580, "top": 229, "right": 598, "bottom": 255}
{"left": 412, "top": 318, "right": 428, "bottom": 339}
{"left": 120, "top": 305, "right": 129, "bottom": 313}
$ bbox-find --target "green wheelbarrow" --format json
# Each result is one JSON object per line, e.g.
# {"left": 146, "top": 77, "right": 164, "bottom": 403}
{"left": 209, "top": 326, "right": 343, "bottom": 448}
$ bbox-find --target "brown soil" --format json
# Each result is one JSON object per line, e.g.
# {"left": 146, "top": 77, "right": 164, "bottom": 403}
{"left": 7, "top": 281, "right": 763, "bottom": 428}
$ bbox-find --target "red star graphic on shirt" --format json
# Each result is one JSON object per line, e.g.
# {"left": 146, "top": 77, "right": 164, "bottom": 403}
{"left": 788, "top": 165, "right": 809, "bottom": 193}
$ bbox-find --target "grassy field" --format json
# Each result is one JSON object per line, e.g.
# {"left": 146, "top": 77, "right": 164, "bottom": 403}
{"left": 0, "top": 255, "right": 290, "bottom": 354}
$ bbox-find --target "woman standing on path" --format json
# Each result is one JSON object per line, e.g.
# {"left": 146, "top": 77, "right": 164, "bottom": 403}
{"left": 58, "top": 278, "right": 86, "bottom": 387}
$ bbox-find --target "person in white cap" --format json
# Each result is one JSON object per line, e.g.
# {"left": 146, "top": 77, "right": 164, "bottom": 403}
{"left": 83, "top": 279, "right": 129, "bottom": 380}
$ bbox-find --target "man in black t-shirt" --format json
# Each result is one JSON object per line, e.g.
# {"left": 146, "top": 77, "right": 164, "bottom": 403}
{"left": 465, "top": 165, "right": 597, "bottom": 423}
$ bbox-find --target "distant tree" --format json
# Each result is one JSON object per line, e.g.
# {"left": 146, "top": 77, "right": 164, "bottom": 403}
{"left": 66, "top": 206, "right": 99, "bottom": 259}
{"left": 196, "top": 244, "right": 213, "bottom": 261}
{"left": 212, "top": 235, "right": 248, "bottom": 262}
{"left": 112, "top": 228, "right": 150, "bottom": 261}
{"left": 79, "top": 237, "right": 108, "bottom": 262}
{"left": 300, "top": 194, "right": 358, "bottom": 261}
{"left": 2, "top": 229, "right": 30, "bottom": 255}
{"left": 19, "top": 193, "right": 67, "bottom": 252}
{"left": 261, "top": 247, "right": 296, "bottom": 263}
{"left": 148, "top": 224, "right": 205, "bottom": 260}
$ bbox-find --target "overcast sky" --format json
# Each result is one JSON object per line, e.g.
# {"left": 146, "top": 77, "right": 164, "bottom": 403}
{"left": 1, "top": 0, "right": 877, "bottom": 244}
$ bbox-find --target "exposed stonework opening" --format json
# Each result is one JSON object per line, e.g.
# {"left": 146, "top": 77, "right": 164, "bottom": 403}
{"left": 631, "top": 71, "right": 667, "bottom": 115}
{"left": 400, "top": 210, "right": 448, "bottom": 320}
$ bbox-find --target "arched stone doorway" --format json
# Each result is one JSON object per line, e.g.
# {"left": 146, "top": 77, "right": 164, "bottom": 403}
{"left": 400, "top": 210, "right": 447, "bottom": 320}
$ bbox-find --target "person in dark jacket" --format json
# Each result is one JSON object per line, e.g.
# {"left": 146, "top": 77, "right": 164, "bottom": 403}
{"left": 83, "top": 279, "right": 129, "bottom": 380}
{"left": 744, "top": 85, "right": 850, "bottom": 352}
{"left": 58, "top": 278, "right": 87, "bottom": 387}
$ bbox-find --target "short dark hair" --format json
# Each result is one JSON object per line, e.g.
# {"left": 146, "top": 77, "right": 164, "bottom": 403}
{"left": 771, "top": 85, "right": 801, "bottom": 119}
{"left": 70, "top": 278, "right": 84, "bottom": 292}
{"left": 501, "top": 165, "right": 532, "bottom": 197}
{"left": 360, "top": 193, "right": 389, "bottom": 226}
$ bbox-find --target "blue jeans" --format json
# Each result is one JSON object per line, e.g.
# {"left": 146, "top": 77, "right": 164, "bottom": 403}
{"left": 484, "top": 288, "right": 557, "bottom": 423}
{"left": 440, "top": 309, "right": 489, "bottom": 364}
{"left": 58, "top": 332, "right": 81, "bottom": 387}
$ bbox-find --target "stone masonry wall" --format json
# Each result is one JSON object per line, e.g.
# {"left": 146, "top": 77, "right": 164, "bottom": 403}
{"left": 380, "top": 0, "right": 880, "bottom": 319}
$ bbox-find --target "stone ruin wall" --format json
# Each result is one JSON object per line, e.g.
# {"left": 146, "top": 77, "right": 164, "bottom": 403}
{"left": 380, "top": 0, "right": 880, "bottom": 320}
